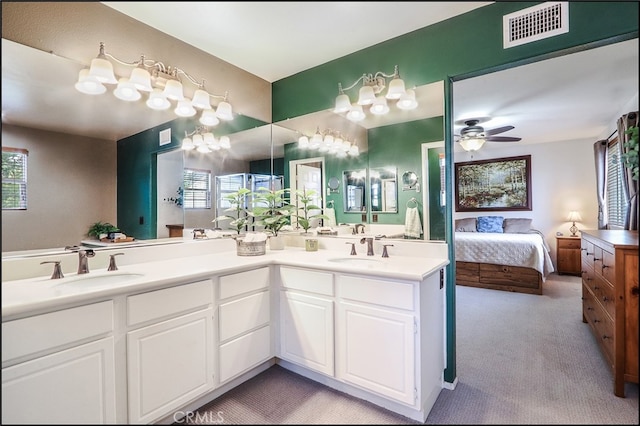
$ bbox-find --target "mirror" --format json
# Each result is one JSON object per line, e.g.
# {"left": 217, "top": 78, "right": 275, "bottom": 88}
{"left": 343, "top": 169, "right": 367, "bottom": 213}
{"left": 401, "top": 171, "right": 419, "bottom": 191}
{"left": 327, "top": 176, "right": 340, "bottom": 193}
{"left": 369, "top": 167, "right": 397, "bottom": 213}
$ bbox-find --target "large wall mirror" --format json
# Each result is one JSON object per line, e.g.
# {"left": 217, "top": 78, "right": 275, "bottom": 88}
{"left": 343, "top": 169, "right": 367, "bottom": 213}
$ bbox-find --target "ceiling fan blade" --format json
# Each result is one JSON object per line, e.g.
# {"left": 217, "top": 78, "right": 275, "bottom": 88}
{"left": 485, "top": 125, "right": 514, "bottom": 136}
{"left": 485, "top": 136, "right": 522, "bottom": 142}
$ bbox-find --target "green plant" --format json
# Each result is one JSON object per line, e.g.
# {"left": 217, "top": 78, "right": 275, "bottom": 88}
{"left": 164, "top": 187, "right": 183, "bottom": 207}
{"left": 622, "top": 126, "right": 639, "bottom": 181}
{"left": 252, "top": 187, "right": 296, "bottom": 237}
{"left": 292, "top": 188, "right": 329, "bottom": 234}
{"left": 87, "top": 221, "right": 119, "bottom": 239}
{"left": 212, "top": 188, "right": 254, "bottom": 235}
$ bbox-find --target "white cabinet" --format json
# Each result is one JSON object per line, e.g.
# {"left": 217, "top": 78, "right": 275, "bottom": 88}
{"left": 126, "top": 280, "right": 214, "bottom": 424}
{"left": 279, "top": 267, "right": 334, "bottom": 376}
{"left": 218, "top": 267, "right": 272, "bottom": 383}
{"left": 1, "top": 301, "right": 116, "bottom": 424}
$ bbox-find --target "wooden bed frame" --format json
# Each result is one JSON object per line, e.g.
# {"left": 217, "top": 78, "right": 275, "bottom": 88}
{"left": 456, "top": 261, "right": 543, "bottom": 295}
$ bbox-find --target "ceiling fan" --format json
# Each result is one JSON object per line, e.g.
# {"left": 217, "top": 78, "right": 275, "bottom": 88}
{"left": 456, "top": 119, "right": 521, "bottom": 151}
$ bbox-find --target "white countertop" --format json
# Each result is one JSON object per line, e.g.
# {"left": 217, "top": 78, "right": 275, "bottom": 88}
{"left": 2, "top": 245, "right": 448, "bottom": 320}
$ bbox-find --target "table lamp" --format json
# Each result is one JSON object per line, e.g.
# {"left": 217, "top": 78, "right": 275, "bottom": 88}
{"left": 567, "top": 211, "right": 582, "bottom": 237}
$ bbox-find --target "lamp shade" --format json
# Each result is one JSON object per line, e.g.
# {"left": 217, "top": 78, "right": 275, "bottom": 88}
{"left": 163, "top": 79, "right": 185, "bottom": 101}
{"left": 215, "top": 101, "right": 234, "bottom": 121}
{"left": 75, "top": 69, "right": 107, "bottom": 95}
{"left": 396, "top": 89, "right": 418, "bottom": 110}
{"left": 88, "top": 57, "right": 117, "bottom": 84}
{"left": 346, "top": 104, "right": 366, "bottom": 122}
{"left": 357, "top": 85, "right": 376, "bottom": 105}
{"left": 298, "top": 135, "right": 309, "bottom": 149}
{"left": 199, "top": 109, "right": 220, "bottom": 126}
{"left": 128, "top": 67, "right": 152, "bottom": 92}
{"left": 181, "top": 137, "right": 195, "bottom": 150}
{"left": 146, "top": 88, "right": 171, "bottom": 110}
{"left": 113, "top": 78, "right": 141, "bottom": 101}
{"left": 191, "top": 89, "right": 212, "bottom": 109}
{"left": 459, "top": 138, "right": 486, "bottom": 152}
{"left": 333, "top": 93, "right": 351, "bottom": 113}
{"left": 385, "top": 77, "right": 405, "bottom": 99}
{"left": 567, "top": 211, "right": 582, "bottom": 222}
{"left": 219, "top": 135, "right": 231, "bottom": 149}
{"left": 370, "top": 96, "right": 390, "bottom": 115}
{"left": 175, "top": 99, "right": 196, "bottom": 117}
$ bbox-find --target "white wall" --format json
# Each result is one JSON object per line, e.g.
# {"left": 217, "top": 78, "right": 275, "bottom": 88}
{"left": 453, "top": 137, "right": 598, "bottom": 269}
{"left": 157, "top": 150, "right": 184, "bottom": 238}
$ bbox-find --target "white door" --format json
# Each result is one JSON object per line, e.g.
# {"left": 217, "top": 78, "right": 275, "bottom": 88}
{"left": 337, "top": 301, "right": 415, "bottom": 405}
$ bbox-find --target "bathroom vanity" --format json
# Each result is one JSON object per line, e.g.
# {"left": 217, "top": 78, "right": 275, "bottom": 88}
{"left": 1, "top": 237, "right": 448, "bottom": 424}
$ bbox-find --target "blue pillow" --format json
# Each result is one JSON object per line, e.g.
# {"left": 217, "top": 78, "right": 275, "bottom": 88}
{"left": 477, "top": 216, "right": 504, "bottom": 233}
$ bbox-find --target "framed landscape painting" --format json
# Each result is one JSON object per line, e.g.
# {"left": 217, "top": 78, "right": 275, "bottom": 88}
{"left": 455, "top": 155, "right": 532, "bottom": 212}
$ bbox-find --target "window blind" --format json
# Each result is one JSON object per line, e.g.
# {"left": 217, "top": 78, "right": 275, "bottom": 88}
{"left": 2, "top": 148, "right": 28, "bottom": 210}
{"left": 606, "top": 139, "right": 628, "bottom": 228}
{"left": 183, "top": 168, "right": 211, "bottom": 209}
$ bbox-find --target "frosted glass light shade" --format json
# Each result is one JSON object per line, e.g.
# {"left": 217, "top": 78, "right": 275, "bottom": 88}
{"left": 75, "top": 69, "right": 107, "bottom": 95}
{"left": 192, "top": 134, "right": 204, "bottom": 146}
{"left": 348, "top": 145, "right": 359, "bottom": 156}
{"left": 146, "top": 88, "right": 171, "bottom": 110}
{"left": 346, "top": 104, "right": 366, "bottom": 122}
{"left": 370, "top": 96, "right": 390, "bottom": 115}
{"left": 191, "top": 89, "right": 212, "bottom": 109}
{"left": 197, "top": 144, "right": 212, "bottom": 153}
{"left": 386, "top": 77, "right": 405, "bottom": 99}
{"left": 298, "top": 136, "right": 309, "bottom": 148}
{"left": 459, "top": 138, "right": 485, "bottom": 151}
{"left": 215, "top": 101, "right": 233, "bottom": 121}
{"left": 357, "top": 85, "right": 376, "bottom": 105}
{"left": 199, "top": 109, "right": 220, "bottom": 126}
{"left": 397, "top": 89, "right": 418, "bottom": 110}
{"left": 181, "top": 137, "right": 195, "bottom": 150}
{"left": 163, "top": 79, "right": 184, "bottom": 101}
{"left": 113, "top": 78, "right": 141, "bottom": 101}
{"left": 88, "top": 57, "right": 117, "bottom": 84}
{"left": 334, "top": 93, "right": 351, "bottom": 113}
{"left": 219, "top": 135, "right": 231, "bottom": 149}
{"left": 175, "top": 99, "right": 196, "bottom": 117}
{"left": 203, "top": 132, "right": 215, "bottom": 146}
{"left": 128, "top": 67, "right": 152, "bottom": 92}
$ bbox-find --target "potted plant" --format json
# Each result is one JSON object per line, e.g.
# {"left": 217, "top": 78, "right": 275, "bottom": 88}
{"left": 253, "top": 187, "right": 296, "bottom": 250}
{"left": 292, "top": 188, "right": 329, "bottom": 234}
{"left": 212, "top": 187, "right": 254, "bottom": 235}
{"left": 87, "top": 221, "right": 119, "bottom": 240}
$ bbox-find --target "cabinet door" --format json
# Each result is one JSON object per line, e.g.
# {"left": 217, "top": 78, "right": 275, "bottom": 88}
{"left": 127, "top": 308, "right": 214, "bottom": 424}
{"left": 279, "top": 291, "right": 334, "bottom": 376}
{"left": 2, "top": 337, "right": 116, "bottom": 424}
{"left": 337, "top": 301, "right": 415, "bottom": 405}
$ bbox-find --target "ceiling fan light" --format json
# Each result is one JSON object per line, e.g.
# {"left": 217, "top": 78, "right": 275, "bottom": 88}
{"left": 146, "top": 88, "right": 171, "bottom": 110}
{"left": 459, "top": 137, "right": 485, "bottom": 152}
{"left": 128, "top": 67, "right": 152, "bottom": 92}
{"left": 75, "top": 69, "right": 107, "bottom": 95}
{"left": 191, "top": 89, "right": 212, "bottom": 109}
{"left": 88, "top": 57, "right": 117, "bottom": 84}
{"left": 385, "top": 77, "right": 405, "bottom": 99}
{"left": 370, "top": 96, "right": 390, "bottom": 115}
{"left": 199, "top": 108, "right": 220, "bottom": 126}
{"left": 357, "top": 85, "right": 376, "bottom": 105}
{"left": 113, "top": 78, "right": 141, "bottom": 101}
{"left": 396, "top": 89, "right": 418, "bottom": 110}
{"left": 175, "top": 99, "right": 196, "bottom": 117}
{"left": 346, "top": 104, "right": 366, "bottom": 122}
{"left": 334, "top": 93, "right": 351, "bottom": 113}
{"left": 215, "top": 101, "right": 234, "bottom": 121}
{"left": 163, "top": 79, "right": 184, "bottom": 101}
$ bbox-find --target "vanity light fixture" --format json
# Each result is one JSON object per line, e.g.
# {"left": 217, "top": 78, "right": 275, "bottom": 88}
{"left": 181, "top": 126, "right": 231, "bottom": 154}
{"left": 75, "top": 42, "right": 234, "bottom": 125}
{"left": 333, "top": 65, "right": 418, "bottom": 122}
{"left": 297, "top": 127, "right": 359, "bottom": 157}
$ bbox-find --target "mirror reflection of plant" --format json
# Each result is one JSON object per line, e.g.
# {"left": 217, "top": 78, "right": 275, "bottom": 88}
{"left": 622, "top": 126, "right": 639, "bottom": 181}
{"left": 164, "top": 187, "right": 183, "bottom": 207}
{"left": 213, "top": 188, "right": 255, "bottom": 235}
{"left": 293, "top": 188, "right": 330, "bottom": 233}
{"left": 252, "top": 188, "right": 296, "bottom": 237}
{"left": 87, "top": 221, "right": 119, "bottom": 239}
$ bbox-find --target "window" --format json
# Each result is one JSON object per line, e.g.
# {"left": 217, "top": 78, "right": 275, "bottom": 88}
{"left": 183, "top": 168, "right": 211, "bottom": 209}
{"left": 2, "top": 148, "right": 28, "bottom": 210}
{"left": 606, "top": 137, "right": 628, "bottom": 228}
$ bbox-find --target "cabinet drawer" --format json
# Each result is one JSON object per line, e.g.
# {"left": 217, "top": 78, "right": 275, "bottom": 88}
{"left": 219, "top": 325, "right": 271, "bottom": 383}
{"left": 583, "top": 285, "right": 614, "bottom": 365}
{"left": 479, "top": 263, "right": 539, "bottom": 288}
{"left": 600, "top": 249, "right": 616, "bottom": 285}
{"left": 219, "top": 267, "right": 269, "bottom": 300}
{"left": 339, "top": 275, "right": 414, "bottom": 311}
{"left": 582, "top": 240, "right": 594, "bottom": 267}
{"left": 280, "top": 266, "right": 334, "bottom": 296}
{"left": 127, "top": 280, "right": 213, "bottom": 327}
{"left": 2, "top": 301, "right": 113, "bottom": 364}
{"left": 219, "top": 291, "right": 270, "bottom": 342}
{"left": 559, "top": 238, "right": 581, "bottom": 249}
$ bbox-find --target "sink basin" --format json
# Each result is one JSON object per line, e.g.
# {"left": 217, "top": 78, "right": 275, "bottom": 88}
{"left": 327, "top": 257, "right": 382, "bottom": 267}
{"left": 58, "top": 272, "right": 144, "bottom": 287}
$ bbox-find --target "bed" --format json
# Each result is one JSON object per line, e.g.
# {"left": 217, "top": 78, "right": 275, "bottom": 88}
{"left": 454, "top": 217, "right": 555, "bottom": 295}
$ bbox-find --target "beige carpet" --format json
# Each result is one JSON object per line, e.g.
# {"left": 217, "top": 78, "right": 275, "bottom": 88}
{"left": 183, "top": 274, "right": 639, "bottom": 424}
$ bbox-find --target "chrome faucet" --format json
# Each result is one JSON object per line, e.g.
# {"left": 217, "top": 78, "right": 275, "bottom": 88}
{"left": 360, "top": 237, "right": 374, "bottom": 256}
{"left": 353, "top": 224, "right": 366, "bottom": 234}
{"left": 65, "top": 245, "right": 95, "bottom": 274}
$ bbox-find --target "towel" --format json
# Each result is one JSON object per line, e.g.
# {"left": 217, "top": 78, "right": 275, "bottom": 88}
{"left": 404, "top": 206, "right": 422, "bottom": 239}
{"left": 324, "top": 207, "right": 337, "bottom": 227}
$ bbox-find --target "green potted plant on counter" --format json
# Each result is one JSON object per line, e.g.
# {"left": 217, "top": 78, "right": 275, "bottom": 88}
{"left": 87, "top": 221, "right": 119, "bottom": 240}
{"left": 253, "top": 187, "right": 296, "bottom": 250}
{"left": 213, "top": 188, "right": 254, "bottom": 235}
{"left": 293, "top": 188, "right": 329, "bottom": 234}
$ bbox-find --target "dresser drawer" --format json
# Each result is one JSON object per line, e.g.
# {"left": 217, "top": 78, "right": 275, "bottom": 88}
{"left": 559, "top": 238, "right": 581, "bottom": 249}
{"left": 219, "top": 267, "right": 269, "bottom": 300}
{"left": 338, "top": 275, "right": 414, "bottom": 311}
{"left": 600, "top": 249, "right": 616, "bottom": 285}
{"left": 479, "top": 263, "right": 539, "bottom": 289}
{"left": 2, "top": 301, "right": 113, "bottom": 364}
{"left": 581, "top": 240, "right": 595, "bottom": 267}
{"left": 280, "top": 266, "right": 334, "bottom": 296}
{"left": 583, "top": 285, "right": 614, "bottom": 366}
{"left": 127, "top": 280, "right": 213, "bottom": 327}
{"left": 219, "top": 290, "right": 270, "bottom": 342}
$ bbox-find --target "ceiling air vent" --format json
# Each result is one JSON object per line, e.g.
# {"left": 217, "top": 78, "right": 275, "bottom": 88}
{"left": 503, "top": 2, "right": 569, "bottom": 49}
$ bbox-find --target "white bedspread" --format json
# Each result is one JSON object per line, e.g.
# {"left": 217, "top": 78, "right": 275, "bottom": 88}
{"left": 455, "top": 232, "right": 555, "bottom": 280}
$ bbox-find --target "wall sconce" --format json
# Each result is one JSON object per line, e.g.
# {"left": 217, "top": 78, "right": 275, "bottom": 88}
{"left": 75, "top": 42, "right": 234, "bottom": 125}
{"left": 181, "top": 126, "right": 230, "bottom": 154}
{"left": 297, "top": 127, "right": 359, "bottom": 157}
{"left": 567, "top": 210, "right": 582, "bottom": 237}
{"left": 333, "top": 65, "right": 418, "bottom": 122}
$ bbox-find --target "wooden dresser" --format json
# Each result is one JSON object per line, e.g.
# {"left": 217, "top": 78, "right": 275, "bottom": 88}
{"left": 581, "top": 230, "right": 638, "bottom": 397}
{"left": 556, "top": 235, "right": 581, "bottom": 275}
